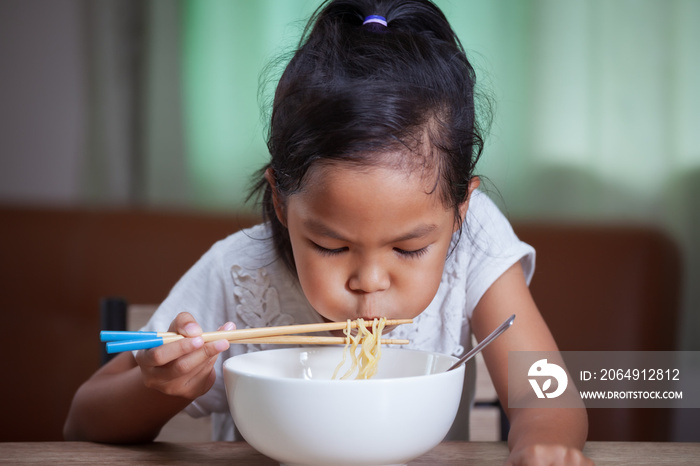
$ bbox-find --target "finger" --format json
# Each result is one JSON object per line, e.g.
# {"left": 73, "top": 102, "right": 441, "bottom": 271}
{"left": 217, "top": 321, "right": 236, "bottom": 331}
{"left": 148, "top": 339, "right": 227, "bottom": 397}
{"left": 188, "top": 346, "right": 223, "bottom": 384}
{"left": 138, "top": 335, "right": 205, "bottom": 368}
{"left": 152, "top": 338, "right": 228, "bottom": 379}
{"left": 168, "top": 312, "right": 203, "bottom": 337}
{"left": 178, "top": 357, "right": 219, "bottom": 398}
{"left": 148, "top": 354, "right": 217, "bottom": 399}
{"left": 139, "top": 337, "right": 228, "bottom": 398}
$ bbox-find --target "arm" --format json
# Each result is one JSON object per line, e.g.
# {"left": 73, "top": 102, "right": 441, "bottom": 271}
{"left": 63, "top": 313, "right": 231, "bottom": 443}
{"left": 472, "top": 262, "right": 593, "bottom": 465}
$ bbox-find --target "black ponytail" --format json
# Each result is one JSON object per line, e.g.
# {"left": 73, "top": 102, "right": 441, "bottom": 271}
{"left": 250, "top": 0, "right": 489, "bottom": 273}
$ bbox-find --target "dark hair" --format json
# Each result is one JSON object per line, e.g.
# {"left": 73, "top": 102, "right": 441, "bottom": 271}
{"left": 250, "top": 0, "right": 489, "bottom": 272}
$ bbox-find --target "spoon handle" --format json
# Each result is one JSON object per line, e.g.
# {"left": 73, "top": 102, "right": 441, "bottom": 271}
{"left": 447, "top": 314, "right": 515, "bottom": 371}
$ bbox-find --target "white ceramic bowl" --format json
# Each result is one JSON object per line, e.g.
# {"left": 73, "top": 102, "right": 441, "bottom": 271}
{"left": 223, "top": 347, "right": 465, "bottom": 466}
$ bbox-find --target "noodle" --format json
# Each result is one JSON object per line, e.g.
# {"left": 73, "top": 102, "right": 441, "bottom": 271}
{"left": 332, "top": 317, "right": 386, "bottom": 380}
{"left": 331, "top": 320, "right": 351, "bottom": 380}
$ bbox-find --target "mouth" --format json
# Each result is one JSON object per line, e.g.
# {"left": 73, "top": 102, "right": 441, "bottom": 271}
{"left": 324, "top": 316, "right": 398, "bottom": 338}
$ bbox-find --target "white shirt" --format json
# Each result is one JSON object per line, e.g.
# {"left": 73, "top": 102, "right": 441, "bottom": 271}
{"left": 141, "top": 190, "right": 535, "bottom": 440}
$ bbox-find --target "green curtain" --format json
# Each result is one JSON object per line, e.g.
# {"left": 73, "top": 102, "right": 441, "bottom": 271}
{"left": 175, "top": 0, "right": 700, "bottom": 217}
{"left": 136, "top": 0, "right": 700, "bottom": 351}
{"left": 179, "top": 0, "right": 319, "bottom": 209}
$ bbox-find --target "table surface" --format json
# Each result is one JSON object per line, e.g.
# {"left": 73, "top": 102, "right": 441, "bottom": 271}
{"left": 1, "top": 440, "right": 699, "bottom": 465}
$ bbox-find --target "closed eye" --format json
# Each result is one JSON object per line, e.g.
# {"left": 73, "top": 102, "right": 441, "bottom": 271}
{"left": 394, "top": 246, "right": 430, "bottom": 258}
{"left": 311, "top": 242, "right": 348, "bottom": 256}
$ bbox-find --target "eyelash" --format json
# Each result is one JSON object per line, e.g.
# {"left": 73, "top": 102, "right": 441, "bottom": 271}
{"left": 394, "top": 246, "right": 430, "bottom": 259}
{"left": 312, "top": 243, "right": 347, "bottom": 256}
{"left": 311, "top": 242, "right": 430, "bottom": 259}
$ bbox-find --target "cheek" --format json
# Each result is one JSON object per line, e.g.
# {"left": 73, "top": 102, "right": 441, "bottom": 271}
{"left": 400, "top": 258, "right": 445, "bottom": 314}
{"left": 391, "top": 236, "right": 453, "bottom": 316}
{"left": 292, "top": 249, "right": 347, "bottom": 316}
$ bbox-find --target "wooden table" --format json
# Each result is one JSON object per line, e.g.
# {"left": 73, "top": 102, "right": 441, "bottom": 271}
{"left": 1, "top": 441, "right": 698, "bottom": 465}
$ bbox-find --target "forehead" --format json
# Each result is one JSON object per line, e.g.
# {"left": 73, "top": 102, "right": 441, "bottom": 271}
{"left": 290, "top": 160, "right": 451, "bottom": 228}
{"left": 300, "top": 150, "right": 442, "bottom": 198}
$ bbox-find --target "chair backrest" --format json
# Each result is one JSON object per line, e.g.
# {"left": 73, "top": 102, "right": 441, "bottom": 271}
{"left": 100, "top": 297, "right": 127, "bottom": 365}
{"left": 514, "top": 223, "right": 682, "bottom": 441}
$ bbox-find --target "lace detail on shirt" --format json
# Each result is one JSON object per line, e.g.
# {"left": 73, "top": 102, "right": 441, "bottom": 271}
{"left": 231, "top": 265, "right": 295, "bottom": 351}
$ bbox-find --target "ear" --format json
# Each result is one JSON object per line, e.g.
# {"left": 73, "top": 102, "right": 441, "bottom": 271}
{"left": 265, "top": 168, "right": 287, "bottom": 227}
{"left": 455, "top": 176, "right": 480, "bottom": 232}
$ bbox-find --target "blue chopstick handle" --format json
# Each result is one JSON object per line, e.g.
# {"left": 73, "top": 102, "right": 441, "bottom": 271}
{"left": 106, "top": 338, "right": 164, "bottom": 354}
{"left": 100, "top": 331, "right": 160, "bottom": 342}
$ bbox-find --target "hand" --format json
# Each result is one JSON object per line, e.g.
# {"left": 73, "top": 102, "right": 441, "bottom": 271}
{"left": 506, "top": 444, "right": 594, "bottom": 466}
{"left": 134, "top": 312, "right": 234, "bottom": 400}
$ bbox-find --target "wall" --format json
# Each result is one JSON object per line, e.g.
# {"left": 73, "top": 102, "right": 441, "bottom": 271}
{"left": 0, "top": 0, "right": 87, "bottom": 205}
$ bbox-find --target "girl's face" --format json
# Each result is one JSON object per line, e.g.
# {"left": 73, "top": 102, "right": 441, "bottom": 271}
{"left": 273, "top": 160, "right": 475, "bottom": 331}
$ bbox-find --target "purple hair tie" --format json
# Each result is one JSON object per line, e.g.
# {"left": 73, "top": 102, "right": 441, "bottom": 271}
{"left": 363, "top": 15, "right": 387, "bottom": 27}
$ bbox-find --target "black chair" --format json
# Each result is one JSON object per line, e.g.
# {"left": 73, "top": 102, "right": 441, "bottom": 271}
{"left": 99, "top": 297, "right": 128, "bottom": 365}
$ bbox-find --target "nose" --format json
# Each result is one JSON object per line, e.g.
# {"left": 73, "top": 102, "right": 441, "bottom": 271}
{"left": 347, "top": 258, "right": 390, "bottom": 294}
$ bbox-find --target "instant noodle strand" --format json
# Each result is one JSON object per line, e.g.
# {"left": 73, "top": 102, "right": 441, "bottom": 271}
{"left": 332, "top": 317, "right": 386, "bottom": 380}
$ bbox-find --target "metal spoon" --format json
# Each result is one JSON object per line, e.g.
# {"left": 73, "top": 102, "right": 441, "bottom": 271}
{"left": 447, "top": 314, "right": 515, "bottom": 371}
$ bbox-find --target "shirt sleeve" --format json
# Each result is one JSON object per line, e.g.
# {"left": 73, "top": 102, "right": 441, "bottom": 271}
{"left": 137, "top": 238, "right": 233, "bottom": 418}
{"left": 462, "top": 190, "right": 535, "bottom": 317}
{"left": 139, "top": 240, "right": 230, "bottom": 335}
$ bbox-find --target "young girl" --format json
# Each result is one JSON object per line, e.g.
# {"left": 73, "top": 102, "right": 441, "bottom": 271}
{"left": 65, "top": 0, "right": 591, "bottom": 463}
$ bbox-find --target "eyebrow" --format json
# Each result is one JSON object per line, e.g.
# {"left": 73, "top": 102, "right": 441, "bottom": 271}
{"left": 392, "top": 223, "right": 439, "bottom": 242}
{"left": 303, "top": 219, "right": 439, "bottom": 243}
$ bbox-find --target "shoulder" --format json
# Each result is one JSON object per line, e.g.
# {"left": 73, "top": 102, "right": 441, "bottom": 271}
{"left": 208, "top": 223, "right": 277, "bottom": 266}
{"left": 465, "top": 189, "right": 515, "bottom": 238}
{"left": 447, "top": 190, "right": 535, "bottom": 315}
{"left": 142, "top": 223, "right": 285, "bottom": 329}
{"left": 176, "top": 222, "right": 289, "bottom": 284}
{"left": 457, "top": 190, "right": 534, "bottom": 270}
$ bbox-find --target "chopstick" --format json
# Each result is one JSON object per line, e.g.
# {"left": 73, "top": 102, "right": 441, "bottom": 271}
{"left": 102, "top": 318, "right": 412, "bottom": 342}
{"left": 102, "top": 318, "right": 413, "bottom": 354}
{"left": 230, "top": 336, "right": 409, "bottom": 345}
{"left": 105, "top": 335, "right": 410, "bottom": 353}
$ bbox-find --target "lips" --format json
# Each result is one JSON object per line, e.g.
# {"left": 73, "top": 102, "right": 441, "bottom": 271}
{"left": 325, "top": 318, "right": 398, "bottom": 338}
{"left": 357, "top": 316, "right": 381, "bottom": 322}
